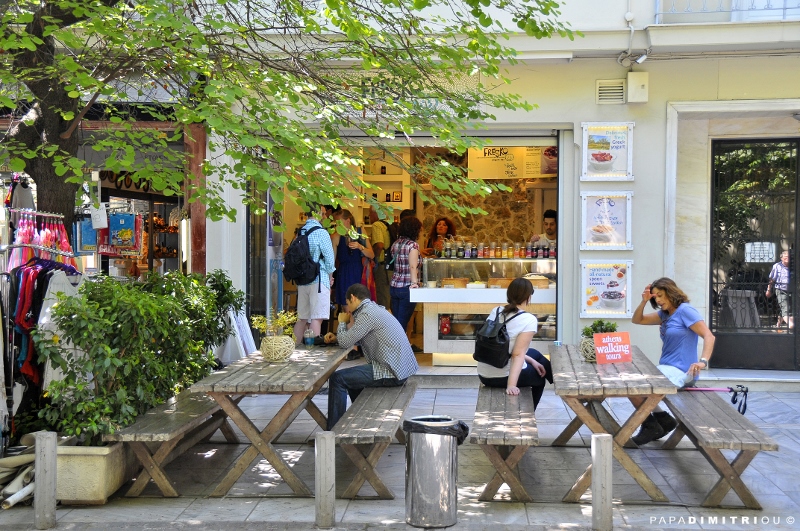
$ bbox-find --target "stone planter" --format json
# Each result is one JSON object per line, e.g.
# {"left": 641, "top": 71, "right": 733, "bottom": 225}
{"left": 57, "top": 442, "right": 137, "bottom": 505}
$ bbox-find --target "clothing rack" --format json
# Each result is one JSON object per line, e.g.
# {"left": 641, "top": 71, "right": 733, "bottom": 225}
{"left": 0, "top": 243, "right": 74, "bottom": 258}
{"left": 7, "top": 208, "right": 64, "bottom": 219}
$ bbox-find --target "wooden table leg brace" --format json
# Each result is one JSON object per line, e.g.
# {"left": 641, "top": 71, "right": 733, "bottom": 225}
{"left": 340, "top": 442, "right": 394, "bottom": 499}
{"left": 478, "top": 444, "right": 532, "bottom": 502}
{"left": 125, "top": 406, "right": 241, "bottom": 497}
{"left": 561, "top": 396, "right": 669, "bottom": 503}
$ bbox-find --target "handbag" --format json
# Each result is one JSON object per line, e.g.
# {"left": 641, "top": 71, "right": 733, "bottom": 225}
{"left": 472, "top": 308, "right": 524, "bottom": 369}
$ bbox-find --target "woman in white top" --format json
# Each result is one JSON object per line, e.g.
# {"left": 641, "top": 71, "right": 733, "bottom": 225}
{"left": 476, "top": 277, "right": 553, "bottom": 409}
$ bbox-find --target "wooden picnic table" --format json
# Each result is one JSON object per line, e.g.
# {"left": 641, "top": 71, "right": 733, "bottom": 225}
{"left": 190, "top": 346, "right": 348, "bottom": 497}
{"left": 548, "top": 343, "right": 677, "bottom": 503}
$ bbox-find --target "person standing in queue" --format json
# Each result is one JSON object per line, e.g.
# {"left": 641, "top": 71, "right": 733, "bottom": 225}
{"left": 292, "top": 203, "right": 336, "bottom": 344}
{"left": 389, "top": 215, "right": 423, "bottom": 334}
{"left": 629, "top": 277, "right": 716, "bottom": 445}
{"left": 369, "top": 206, "right": 392, "bottom": 309}
{"left": 529, "top": 209, "right": 557, "bottom": 248}
{"left": 476, "top": 277, "right": 553, "bottom": 410}
{"left": 326, "top": 283, "right": 419, "bottom": 430}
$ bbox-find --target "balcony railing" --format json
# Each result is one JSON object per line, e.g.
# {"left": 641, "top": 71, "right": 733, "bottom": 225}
{"left": 655, "top": 0, "right": 800, "bottom": 24}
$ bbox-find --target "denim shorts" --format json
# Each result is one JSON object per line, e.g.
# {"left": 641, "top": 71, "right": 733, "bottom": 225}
{"left": 657, "top": 364, "right": 696, "bottom": 389}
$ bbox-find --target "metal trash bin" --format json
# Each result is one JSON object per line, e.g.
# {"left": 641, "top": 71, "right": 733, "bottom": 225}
{"left": 403, "top": 415, "right": 469, "bottom": 528}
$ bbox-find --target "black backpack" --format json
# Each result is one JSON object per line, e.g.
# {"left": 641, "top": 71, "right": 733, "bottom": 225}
{"left": 472, "top": 308, "right": 524, "bottom": 369}
{"left": 283, "top": 225, "right": 324, "bottom": 290}
{"left": 374, "top": 219, "right": 399, "bottom": 270}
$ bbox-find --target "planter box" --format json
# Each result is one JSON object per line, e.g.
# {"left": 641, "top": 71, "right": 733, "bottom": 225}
{"left": 57, "top": 442, "right": 137, "bottom": 505}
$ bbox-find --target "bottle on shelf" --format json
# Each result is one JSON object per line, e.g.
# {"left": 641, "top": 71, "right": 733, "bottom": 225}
{"left": 477, "top": 242, "right": 484, "bottom": 258}
{"left": 501, "top": 242, "right": 508, "bottom": 259}
{"left": 543, "top": 243, "right": 550, "bottom": 259}
{"left": 525, "top": 243, "right": 532, "bottom": 258}
{"left": 513, "top": 242, "right": 521, "bottom": 258}
{"left": 550, "top": 244, "right": 557, "bottom": 259}
{"left": 489, "top": 242, "right": 496, "bottom": 258}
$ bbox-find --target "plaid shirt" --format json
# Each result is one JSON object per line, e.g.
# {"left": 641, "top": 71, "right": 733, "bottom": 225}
{"left": 337, "top": 300, "right": 419, "bottom": 381}
{"left": 389, "top": 237, "right": 419, "bottom": 288}
{"left": 300, "top": 219, "right": 335, "bottom": 288}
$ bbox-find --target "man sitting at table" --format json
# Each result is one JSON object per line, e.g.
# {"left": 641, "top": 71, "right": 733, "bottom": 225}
{"left": 326, "top": 283, "right": 419, "bottom": 430}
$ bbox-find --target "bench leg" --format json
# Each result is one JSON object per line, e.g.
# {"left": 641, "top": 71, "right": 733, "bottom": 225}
{"left": 478, "top": 444, "right": 532, "bottom": 502}
{"left": 660, "top": 422, "right": 686, "bottom": 450}
{"left": 701, "top": 448, "right": 761, "bottom": 509}
{"left": 340, "top": 442, "right": 394, "bottom": 499}
{"left": 552, "top": 416, "right": 584, "bottom": 446}
{"left": 126, "top": 440, "right": 180, "bottom": 497}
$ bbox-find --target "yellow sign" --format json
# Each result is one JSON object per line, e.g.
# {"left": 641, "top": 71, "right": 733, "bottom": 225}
{"left": 467, "top": 146, "right": 557, "bottom": 179}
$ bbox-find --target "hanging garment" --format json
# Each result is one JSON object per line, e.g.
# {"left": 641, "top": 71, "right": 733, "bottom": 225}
{"left": 109, "top": 212, "right": 136, "bottom": 248}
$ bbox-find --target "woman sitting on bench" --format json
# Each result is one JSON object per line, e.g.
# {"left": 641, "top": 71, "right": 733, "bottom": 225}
{"left": 630, "top": 277, "right": 716, "bottom": 445}
{"left": 476, "top": 277, "right": 553, "bottom": 409}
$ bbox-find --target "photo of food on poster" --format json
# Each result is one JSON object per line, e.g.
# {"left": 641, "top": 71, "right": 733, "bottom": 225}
{"left": 581, "top": 191, "right": 633, "bottom": 250}
{"left": 581, "top": 122, "right": 633, "bottom": 181}
{"left": 580, "top": 260, "right": 633, "bottom": 318}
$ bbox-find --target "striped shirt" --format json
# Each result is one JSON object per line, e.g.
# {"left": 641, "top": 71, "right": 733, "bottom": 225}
{"left": 337, "top": 300, "right": 419, "bottom": 381}
{"left": 389, "top": 237, "right": 419, "bottom": 288}
{"left": 299, "top": 219, "right": 335, "bottom": 288}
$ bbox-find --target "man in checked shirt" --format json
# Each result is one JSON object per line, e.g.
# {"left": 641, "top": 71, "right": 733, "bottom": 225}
{"left": 326, "top": 283, "right": 419, "bottom": 430}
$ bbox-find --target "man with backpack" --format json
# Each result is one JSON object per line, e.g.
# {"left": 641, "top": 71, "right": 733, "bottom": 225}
{"left": 369, "top": 206, "right": 395, "bottom": 309}
{"left": 289, "top": 203, "right": 336, "bottom": 344}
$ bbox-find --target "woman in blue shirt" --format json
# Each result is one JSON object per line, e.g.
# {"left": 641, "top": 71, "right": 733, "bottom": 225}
{"left": 629, "top": 277, "right": 715, "bottom": 445}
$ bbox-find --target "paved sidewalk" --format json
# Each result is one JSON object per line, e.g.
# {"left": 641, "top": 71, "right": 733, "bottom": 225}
{"left": 3, "top": 386, "right": 800, "bottom": 530}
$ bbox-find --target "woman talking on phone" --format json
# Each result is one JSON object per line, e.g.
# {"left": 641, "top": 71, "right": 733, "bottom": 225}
{"left": 629, "top": 277, "right": 715, "bottom": 445}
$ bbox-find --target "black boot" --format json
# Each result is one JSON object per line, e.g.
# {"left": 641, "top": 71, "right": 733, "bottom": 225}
{"left": 653, "top": 411, "right": 677, "bottom": 439}
{"left": 631, "top": 414, "right": 664, "bottom": 446}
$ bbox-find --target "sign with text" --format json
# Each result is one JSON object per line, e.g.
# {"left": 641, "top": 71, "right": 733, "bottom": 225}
{"left": 580, "top": 122, "right": 634, "bottom": 181}
{"left": 580, "top": 191, "right": 633, "bottom": 250}
{"left": 467, "top": 145, "right": 558, "bottom": 179}
{"left": 593, "top": 332, "right": 632, "bottom": 364}
{"left": 580, "top": 260, "right": 634, "bottom": 318}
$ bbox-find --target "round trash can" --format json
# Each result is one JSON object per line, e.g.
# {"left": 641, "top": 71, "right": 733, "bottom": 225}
{"left": 403, "top": 415, "right": 469, "bottom": 529}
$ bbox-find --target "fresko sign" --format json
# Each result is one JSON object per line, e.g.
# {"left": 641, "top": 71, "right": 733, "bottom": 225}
{"left": 593, "top": 332, "right": 632, "bottom": 364}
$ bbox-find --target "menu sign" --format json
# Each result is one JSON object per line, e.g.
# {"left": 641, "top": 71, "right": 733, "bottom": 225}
{"left": 580, "top": 191, "right": 633, "bottom": 250}
{"left": 580, "top": 260, "right": 634, "bottom": 318}
{"left": 468, "top": 145, "right": 558, "bottom": 179}
{"left": 580, "top": 122, "right": 634, "bottom": 181}
{"left": 594, "top": 332, "right": 632, "bottom": 364}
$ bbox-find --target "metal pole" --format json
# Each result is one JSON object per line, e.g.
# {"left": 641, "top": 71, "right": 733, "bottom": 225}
{"left": 266, "top": 185, "right": 271, "bottom": 328}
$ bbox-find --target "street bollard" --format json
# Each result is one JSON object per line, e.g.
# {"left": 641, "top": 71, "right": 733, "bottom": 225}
{"left": 591, "top": 433, "right": 612, "bottom": 531}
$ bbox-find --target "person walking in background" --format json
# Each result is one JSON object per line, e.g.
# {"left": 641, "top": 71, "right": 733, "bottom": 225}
{"left": 529, "top": 209, "right": 557, "bottom": 248}
{"left": 476, "top": 277, "right": 553, "bottom": 410}
{"left": 767, "top": 250, "right": 793, "bottom": 330}
{"left": 389, "top": 215, "right": 422, "bottom": 334}
{"left": 292, "top": 203, "right": 336, "bottom": 344}
{"left": 331, "top": 209, "right": 374, "bottom": 307}
{"left": 629, "top": 277, "right": 716, "bottom": 445}
{"left": 327, "top": 283, "right": 419, "bottom": 430}
{"left": 369, "top": 206, "right": 392, "bottom": 309}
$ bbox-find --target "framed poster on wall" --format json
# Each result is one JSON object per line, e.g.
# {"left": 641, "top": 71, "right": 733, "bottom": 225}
{"left": 580, "top": 122, "right": 634, "bottom": 181}
{"left": 580, "top": 191, "right": 633, "bottom": 250}
{"left": 580, "top": 260, "right": 634, "bottom": 318}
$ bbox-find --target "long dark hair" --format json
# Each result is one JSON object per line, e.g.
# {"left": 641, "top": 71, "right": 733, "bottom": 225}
{"left": 503, "top": 277, "right": 534, "bottom": 315}
{"left": 426, "top": 217, "right": 456, "bottom": 246}
{"left": 649, "top": 277, "right": 690, "bottom": 310}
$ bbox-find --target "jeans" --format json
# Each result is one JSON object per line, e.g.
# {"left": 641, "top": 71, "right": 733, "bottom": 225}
{"left": 326, "top": 363, "right": 406, "bottom": 430}
{"left": 478, "top": 349, "right": 553, "bottom": 410}
{"left": 390, "top": 285, "right": 417, "bottom": 333}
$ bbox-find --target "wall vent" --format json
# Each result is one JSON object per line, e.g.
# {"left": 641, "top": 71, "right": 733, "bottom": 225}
{"left": 596, "top": 79, "right": 626, "bottom": 105}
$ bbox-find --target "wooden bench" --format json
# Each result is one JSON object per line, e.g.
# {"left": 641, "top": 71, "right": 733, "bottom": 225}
{"left": 103, "top": 390, "right": 240, "bottom": 497}
{"left": 469, "top": 385, "right": 537, "bottom": 502}
{"left": 332, "top": 381, "right": 417, "bottom": 499}
{"left": 662, "top": 390, "right": 778, "bottom": 509}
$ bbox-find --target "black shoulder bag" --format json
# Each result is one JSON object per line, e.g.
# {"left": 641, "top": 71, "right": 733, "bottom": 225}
{"left": 472, "top": 308, "right": 524, "bottom": 369}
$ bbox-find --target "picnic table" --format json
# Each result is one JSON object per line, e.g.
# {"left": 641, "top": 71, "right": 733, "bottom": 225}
{"left": 549, "top": 343, "right": 677, "bottom": 503}
{"left": 190, "top": 346, "right": 348, "bottom": 497}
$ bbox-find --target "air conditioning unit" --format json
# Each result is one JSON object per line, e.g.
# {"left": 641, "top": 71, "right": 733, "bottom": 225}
{"left": 596, "top": 79, "right": 626, "bottom": 105}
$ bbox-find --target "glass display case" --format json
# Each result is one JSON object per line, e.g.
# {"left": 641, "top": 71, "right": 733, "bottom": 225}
{"left": 411, "top": 258, "right": 558, "bottom": 365}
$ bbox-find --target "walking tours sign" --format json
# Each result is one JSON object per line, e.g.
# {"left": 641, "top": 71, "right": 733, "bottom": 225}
{"left": 593, "top": 332, "right": 632, "bottom": 364}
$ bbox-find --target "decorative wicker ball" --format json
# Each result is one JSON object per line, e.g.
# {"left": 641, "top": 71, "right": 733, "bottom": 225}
{"left": 579, "top": 337, "right": 597, "bottom": 363}
{"left": 260, "top": 335, "right": 295, "bottom": 363}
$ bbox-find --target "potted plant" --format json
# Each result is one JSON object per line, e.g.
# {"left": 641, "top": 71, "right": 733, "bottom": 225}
{"left": 579, "top": 319, "right": 618, "bottom": 363}
{"left": 251, "top": 310, "right": 298, "bottom": 362}
{"left": 30, "top": 270, "right": 244, "bottom": 503}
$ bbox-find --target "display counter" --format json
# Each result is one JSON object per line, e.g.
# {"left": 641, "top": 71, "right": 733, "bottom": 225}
{"left": 412, "top": 258, "right": 557, "bottom": 366}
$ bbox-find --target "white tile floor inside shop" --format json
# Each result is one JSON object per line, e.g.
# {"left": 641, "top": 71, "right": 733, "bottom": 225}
{"left": 4, "top": 364, "right": 800, "bottom": 530}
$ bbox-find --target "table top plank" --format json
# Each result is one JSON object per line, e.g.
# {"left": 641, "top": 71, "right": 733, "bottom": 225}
{"left": 550, "top": 344, "right": 677, "bottom": 398}
{"left": 191, "top": 348, "right": 348, "bottom": 394}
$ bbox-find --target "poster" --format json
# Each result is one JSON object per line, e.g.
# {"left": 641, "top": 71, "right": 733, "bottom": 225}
{"left": 467, "top": 145, "right": 558, "bottom": 179}
{"left": 580, "top": 260, "right": 633, "bottom": 318}
{"left": 580, "top": 191, "right": 633, "bottom": 250}
{"left": 580, "top": 122, "right": 634, "bottom": 181}
{"left": 594, "top": 332, "right": 632, "bottom": 364}
{"left": 228, "top": 310, "right": 257, "bottom": 359}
